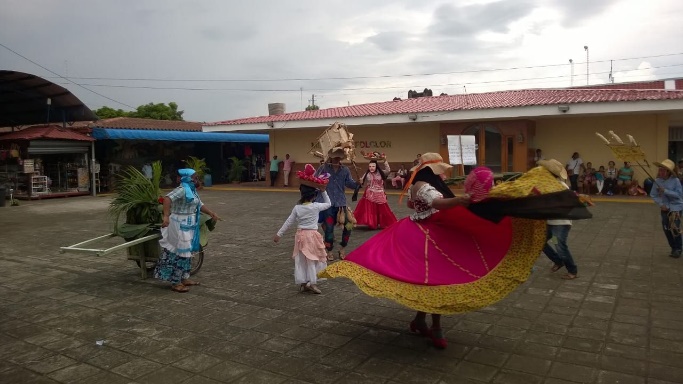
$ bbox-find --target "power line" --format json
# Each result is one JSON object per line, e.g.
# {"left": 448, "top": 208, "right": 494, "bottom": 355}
{"left": 39, "top": 52, "right": 683, "bottom": 83}
{"left": 0, "top": 42, "right": 135, "bottom": 109}
{"left": 59, "top": 62, "right": 683, "bottom": 93}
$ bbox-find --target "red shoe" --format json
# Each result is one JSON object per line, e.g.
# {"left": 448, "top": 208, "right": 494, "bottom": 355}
{"left": 409, "top": 320, "right": 431, "bottom": 337}
{"left": 430, "top": 328, "right": 447, "bottom": 349}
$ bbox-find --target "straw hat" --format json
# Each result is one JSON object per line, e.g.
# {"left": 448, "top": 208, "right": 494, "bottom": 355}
{"left": 409, "top": 152, "right": 453, "bottom": 175}
{"left": 653, "top": 159, "right": 678, "bottom": 175}
{"left": 328, "top": 148, "right": 346, "bottom": 159}
{"left": 537, "top": 159, "right": 568, "bottom": 180}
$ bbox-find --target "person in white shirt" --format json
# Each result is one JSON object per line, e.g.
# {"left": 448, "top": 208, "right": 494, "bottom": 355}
{"left": 565, "top": 152, "right": 585, "bottom": 192}
{"left": 274, "top": 184, "right": 331, "bottom": 294}
{"left": 282, "top": 154, "right": 295, "bottom": 187}
{"left": 141, "top": 163, "right": 153, "bottom": 180}
{"left": 539, "top": 159, "right": 578, "bottom": 280}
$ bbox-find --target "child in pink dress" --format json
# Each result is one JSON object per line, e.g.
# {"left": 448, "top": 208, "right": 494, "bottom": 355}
{"left": 274, "top": 184, "right": 331, "bottom": 294}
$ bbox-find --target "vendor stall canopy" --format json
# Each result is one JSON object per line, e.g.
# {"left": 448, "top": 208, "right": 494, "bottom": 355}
{"left": 0, "top": 70, "right": 97, "bottom": 126}
{"left": 91, "top": 128, "right": 269, "bottom": 143}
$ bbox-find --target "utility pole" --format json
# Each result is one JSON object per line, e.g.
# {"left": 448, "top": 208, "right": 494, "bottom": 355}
{"left": 569, "top": 59, "right": 574, "bottom": 87}
{"left": 584, "top": 45, "right": 589, "bottom": 85}
{"left": 311, "top": 94, "right": 316, "bottom": 107}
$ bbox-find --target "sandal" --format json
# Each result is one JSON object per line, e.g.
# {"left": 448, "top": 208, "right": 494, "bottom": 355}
{"left": 299, "top": 283, "right": 310, "bottom": 292}
{"left": 309, "top": 285, "right": 322, "bottom": 294}
{"left": 171, "top": 284, "right": 189, "bottom": 293}
{"left": 562, "top": 273, "right": 578, "bottom": 280}
{"left": 326, "top": 252, "right": 335, "bottom": 262}
{"left": 338, "top": 248, "right": 346, "bottom": 260}
{"left": 430, "top": 328, "right": 447, "bottom": 349}
{"left": 550, "top": 264, "right": 562, "bottom": 273}
{"left": 182, "top": 280, "right": 200, "bottom": 286}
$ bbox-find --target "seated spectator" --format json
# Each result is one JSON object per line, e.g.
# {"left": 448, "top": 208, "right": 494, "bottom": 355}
{"left": 391, "top": 165, "right": 408, "bottom": 188}
{"left": 595, "top": 165, "right": 605, "bottom": 195}
{"left": 604, "top": 160, "right": 618, "bottom": 196}
{"left": 581, "top": 162, "right": 596, "bottom": 194}
{"left": 617, "top": 161, "right": 634, "bottom": 195}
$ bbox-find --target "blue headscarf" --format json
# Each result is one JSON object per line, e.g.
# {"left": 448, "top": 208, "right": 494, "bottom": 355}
{"left": 178, "top": 168, "right": 198, "bottom": 203}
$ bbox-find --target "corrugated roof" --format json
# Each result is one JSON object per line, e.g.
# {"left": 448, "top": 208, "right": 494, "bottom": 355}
{"left": 0, "top": 125, "right": 94, "bottom": 142}
{"left": 0, "top": 70, "right": 97, "bottom": 126}
{"left": 206, "top": 88, "right": 683, "bottom": 126}
{"left": 91, "top": 117, "right": 202, "bottom": 131}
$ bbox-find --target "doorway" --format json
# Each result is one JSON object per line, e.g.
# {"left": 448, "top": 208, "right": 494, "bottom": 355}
{"left": 462, "top": 123, "right": 504, "bottom": 173}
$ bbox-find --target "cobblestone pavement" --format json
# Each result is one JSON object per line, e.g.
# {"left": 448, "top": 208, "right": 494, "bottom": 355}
{"left": 2, "top": 190, "right": 682, "bottom": 384}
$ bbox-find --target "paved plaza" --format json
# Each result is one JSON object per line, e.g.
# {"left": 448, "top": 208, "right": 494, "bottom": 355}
{"left": 1, "top": 188, "right": 683, "bottom": 384}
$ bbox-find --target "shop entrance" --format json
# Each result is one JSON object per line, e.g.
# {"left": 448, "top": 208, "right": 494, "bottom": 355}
{"left": 462, "top": 123, "right": 508, "bottom": 173}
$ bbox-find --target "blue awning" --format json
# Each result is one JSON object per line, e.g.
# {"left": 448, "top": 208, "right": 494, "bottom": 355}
{"left": 91, "top": 128, "right": 269, "bottom": 143}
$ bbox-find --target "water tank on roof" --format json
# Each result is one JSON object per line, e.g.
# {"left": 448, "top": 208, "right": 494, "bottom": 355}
{"left": 268, "top": 103, "right": 286, "bottom": 115}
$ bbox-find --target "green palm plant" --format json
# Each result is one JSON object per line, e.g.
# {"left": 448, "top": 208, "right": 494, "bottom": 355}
{"left": 109, "top": 161, "right": 163, "bottom": 226}
{"left": 228, "top": 156, "right": 248, "bottom": 183}
{"left": 183, "top": 156, "right": 208, "bottom": 181}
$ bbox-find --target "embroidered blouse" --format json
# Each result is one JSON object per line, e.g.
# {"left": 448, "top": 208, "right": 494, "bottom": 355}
{"left": 408, "top": 184, "right": 443, "bottom": 221}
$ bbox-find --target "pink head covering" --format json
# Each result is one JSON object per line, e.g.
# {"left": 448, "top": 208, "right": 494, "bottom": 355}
{"left": 464, "top": 167, "right": 494, "bottom": 202}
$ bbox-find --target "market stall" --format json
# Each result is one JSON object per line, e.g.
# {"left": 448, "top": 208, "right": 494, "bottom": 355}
{"left": 0, "top": 125, "right": 95, "bottom": 199}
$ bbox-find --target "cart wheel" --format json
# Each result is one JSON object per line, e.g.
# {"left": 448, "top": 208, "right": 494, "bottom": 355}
{"left": 190, "top": 245, "right": 204, "bottom": 275}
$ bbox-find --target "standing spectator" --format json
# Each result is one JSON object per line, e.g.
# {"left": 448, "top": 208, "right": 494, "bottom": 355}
{"left": 534, "top": 148, "right": 544, "bottom": 162}
{"left": 566, "top": 152, "right": 584, "bottom": 192}
{"left": 392, "top": 164, "right": 408, "bottom": 188}
{"left": 650, "top": 159, "right": 683, "bottom": 258}
{"left": 678, "top": 160, "right": 683, "bottom": 185}
{"left": 142, "top": 163, "right": 153, "bottom": 181}
{"left": 604, "top": 161, "right": 618, "bottom": 196}
{"left": 282, "top": 154, "right": 295, "bottom": 187}
{"left": 269, "top": 155, "right": 282, "bottom": 187}
{"left": 538, "top": 159, "right": 579, "bottom": 280}
{"left": 413, "top": 154, "right": 422, "bottom": 167}
{"left": 315, "top": 149, "right": 360, "bottom": 261}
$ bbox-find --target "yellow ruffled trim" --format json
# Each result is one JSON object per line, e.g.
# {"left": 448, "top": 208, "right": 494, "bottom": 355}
{"left": 320, "top": 218, "right": 546, "bottom": 314}
{"left": 319, "top": 167, "right": 563, "bottom": 314}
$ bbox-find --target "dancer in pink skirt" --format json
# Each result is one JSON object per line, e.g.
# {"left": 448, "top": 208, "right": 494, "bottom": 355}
{"left": 354, "top": 160, "right": 398, "bottom": 230}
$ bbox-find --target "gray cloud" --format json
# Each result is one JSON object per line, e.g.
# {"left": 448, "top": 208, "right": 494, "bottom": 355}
{"left": 549, "top": 0, "right": 622, "bottom": 27}
{"left": 429, "top": 1, "right": 536, "bottom": 37}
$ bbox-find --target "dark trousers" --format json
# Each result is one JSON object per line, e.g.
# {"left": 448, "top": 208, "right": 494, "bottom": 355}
{"left": 543, "top": 224, "right": 578, "bottom": 275}
{"left": 270, "top": 171, "right": 278, "bottom": 186}
{"left": 604, "top": 178, "right": 617, "bottom": 194}
{"left": 320, "top": 206, "right": 352, "bottom": 251}
{"left": 661, "top": 211, "right": 682, "bottom": 252}
{"left": 569, "top": 175, "right": 579, "bottom": 191}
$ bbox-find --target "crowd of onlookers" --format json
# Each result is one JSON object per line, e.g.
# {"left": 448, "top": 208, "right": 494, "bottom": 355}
{"left": 536, "top": 149, "right": 651, "bottom": 196}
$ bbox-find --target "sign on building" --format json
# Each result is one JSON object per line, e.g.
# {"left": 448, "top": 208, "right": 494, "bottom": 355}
{"left": 447, "top": 135, "right": 477, "bottom": 165}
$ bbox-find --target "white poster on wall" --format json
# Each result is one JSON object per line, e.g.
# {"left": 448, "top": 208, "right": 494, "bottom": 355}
{"left": 447, "top": 135, "right": 477, "bottom": 165}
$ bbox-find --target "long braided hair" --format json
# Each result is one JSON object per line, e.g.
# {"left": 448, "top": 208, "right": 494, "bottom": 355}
{"left": 411, "top": 167, "right": 454, "bottom": 198}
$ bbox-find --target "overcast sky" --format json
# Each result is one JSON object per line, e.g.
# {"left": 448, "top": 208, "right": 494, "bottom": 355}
{"left": 2, "top": 0, "right": 682, "bottom": 123}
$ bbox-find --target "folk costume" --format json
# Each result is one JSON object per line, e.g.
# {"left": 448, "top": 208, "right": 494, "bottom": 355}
{"left": 320, "top": 153, "right": 591, "bottom": 315}
{"left": 354, "top": 160, "right": 398, "bottom": 230}
{"left": 276, "top": 185, "right": 331, "bottom": 293}
{"left": 155, "top": 169, "right": 202, "bottom": 288}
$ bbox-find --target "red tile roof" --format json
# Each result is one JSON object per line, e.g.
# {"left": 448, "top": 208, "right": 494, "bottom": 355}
{"left": 206, "top": 88, "right": 683, "bottom": 126}
{"left": 91, "top": 117, "right": 202, "bottom": 131}
{"left": 0, "top": 125, "right": 94, "bottom": 142}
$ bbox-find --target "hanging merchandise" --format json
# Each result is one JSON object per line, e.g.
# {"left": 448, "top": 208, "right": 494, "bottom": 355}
{"left": 244, "top": 145, "right": 252, "bottom": 157}
{"left": 9, "top": 143, "right": 20, "bottom": 158}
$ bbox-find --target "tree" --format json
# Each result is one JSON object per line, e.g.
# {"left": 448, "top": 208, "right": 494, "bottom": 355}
{"left": 94, "top": 102, "right": 184, "bottom": 121}
{"left": 305, "top": 104, "right": 320, "bottom": 111}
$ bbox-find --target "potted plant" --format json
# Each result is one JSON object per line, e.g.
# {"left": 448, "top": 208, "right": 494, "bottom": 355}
{"left": 183, "top": 156, "right": 208, "bottom": 182}
{"left": 228, "top": 156, "right": 247, "bottom": 183}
